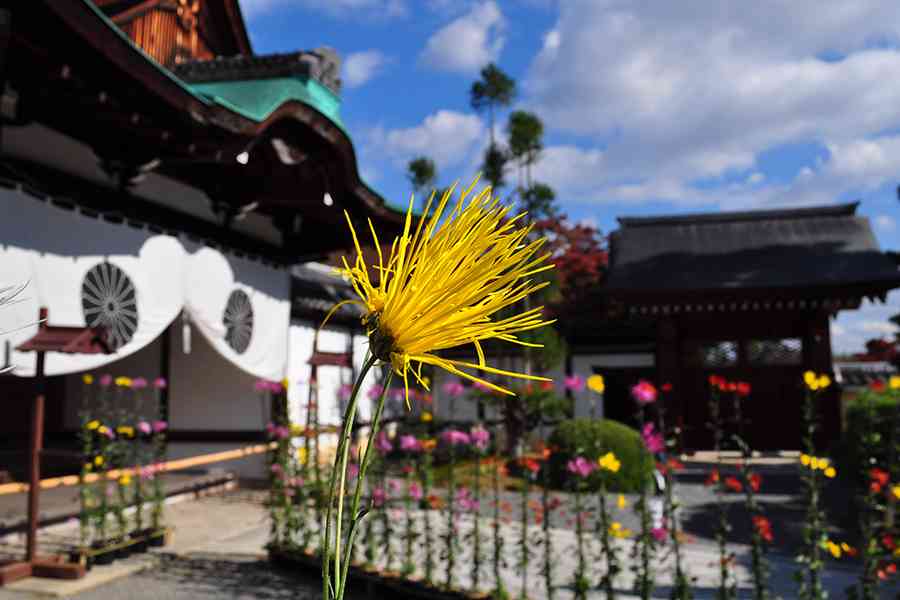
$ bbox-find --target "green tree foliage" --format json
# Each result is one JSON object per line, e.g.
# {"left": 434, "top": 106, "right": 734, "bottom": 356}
{"left": 507, "top": 110, "right": 543, "bottom": 188}
{"left": 406, "top": 156, "right": 437, "bottom": 208}
{"left": 470, "top": 63, "right": 516, "bottom": 147}
{"left": 482, "top": 142, "right": 508, "bottom": 192}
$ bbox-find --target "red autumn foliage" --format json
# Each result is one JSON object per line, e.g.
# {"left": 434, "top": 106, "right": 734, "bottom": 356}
{"left": 534, "top": 217, "right": 607, "bottom": 304}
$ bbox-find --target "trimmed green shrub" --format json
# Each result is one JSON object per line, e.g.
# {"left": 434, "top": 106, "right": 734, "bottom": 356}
{"left": 547, "top": 418, "right": 654, "bottom": 493}
{"left": 834, "top": 391, "right": 899, "bottom": 482}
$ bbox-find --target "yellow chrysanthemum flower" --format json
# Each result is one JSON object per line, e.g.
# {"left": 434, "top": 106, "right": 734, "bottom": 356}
{"left": 803, "top": 371, "right": 817, "bottom": 388}
{"left": 116, "top": 425, "right": 134, "bottom": 437}
{"left": 331, "top": 178, "right": 554, "bottom": 404}
{"left": 817, "top": 374, "right": 831, "bottom": 389}
{"left": 810, "top": 457, "right": 820, "bottom": 470}
{"left": 891, "top": 375, "right": 900, "bottom": 390}
{"left": 824, "top": 466, "right": 837, "bottom": 478}
{"left": 617, "top": 494, "right": 627, "bottom": 510}
{"left": 119, "top": 474, "right": 131, "bottom": 486}
{"left": 598, "top": 451, "right": 621, "bottom": 473}
{"left": 94, "top": 455, "right": 104, "bottom": 467}
{"left": 800, "top": 454, "right": 810, "bottom": 466}
{"left": 587, "top": 374, "right": 605, "bottom": 394}
{"left": 297, "top": 447, "right": 308, "bottom": 466}
{"left": 891, "top": 484, "right": 900, "bottom": 500}
{"left": 281, "top": 378, "right": 290, "bottom": 390}
{"left": 609, "top": 521, "right": 632, "bottom": 538}
{"left": 817, "top": 457, "right": 829, "bottom": 469}
{"left": 825, "top": 540, "right": 841, "bottom": 558}
{"left": 86, "top": 420, "right": 100, "bottom": 431}
{"left": 420, "top": 411, "right": 433, "bottom": 423}
{"left": 290, "top": 423, "right": 305, "bottom": 437}
{"left": 115, "top": 376, "right": 132, "bottom": 387}
{"left": 82, "top": 374, "right": 94, "bottom": 385}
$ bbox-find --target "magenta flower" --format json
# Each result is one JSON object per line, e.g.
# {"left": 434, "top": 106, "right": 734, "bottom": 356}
{"left": 152, "top": 377, "right": 167, "bottom": 390}
{"left": 275, "top": 426, "right": 290, "bottom": 440}
{"left": 631, "top": 380, "right": 658, "bottom": 405}
{"left": 367, "top": 384, "right": 384, "bottom": 401}
{"left": 564, "top": 374, "right": 585, "bottom": 392}
{"left": 456, "top": 487, "right": 479, "bottom": 512}
{"left": 409, "top": 482, "right": 423, "bottom": 501}
{"left": 137, "top": 421, "right": 152, "bottom": 435}
{"left": 99, "top": 374, "right": 113, "bottom": 387}
{"left": 152, "top": 420, "right": 168, "bottom": 433}
{"left": 375, "top": 431, "right": 393, "bottom": 453}
{"left": 566, "top": 456, "right": 596, "bottom": 478}
{"left": 270, "top": 463, "right": 283, "bottom": 475}
{"left": 469, "top": 426, "right": 490, "bottom": 451}
{"left": 388, "top": 479, "right": 401, "bottom": 494}
{"left": 131, "top": 377, "right": 148, "bottom": 390}
{"left": 642, "top": 422, "right": 665, "bottom": 454}
{"left": 338, "top": 383, "right": 353, "bottom": 401}
{"left": 441, "top": 429, "right": 471, "bottom": 446}
{"left": 651, "top": 527, "right": 668, "bottom": 543}
{"left": 399, "top": 435, "right": 423, "bottom": 452}
{"left": 442, "top": 380, "right": 465, "bottom": 398}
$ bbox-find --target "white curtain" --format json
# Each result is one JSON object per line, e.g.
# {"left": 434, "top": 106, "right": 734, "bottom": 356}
{"left": 0, "top": 186, "right": 185, "bottom": 376}
{"left": 183, "top": 245, "right": 290, "bottom": 382}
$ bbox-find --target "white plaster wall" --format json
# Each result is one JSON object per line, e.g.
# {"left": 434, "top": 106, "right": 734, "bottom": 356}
{"left": 169, "top": 321, "right": 268, "bottom": 431}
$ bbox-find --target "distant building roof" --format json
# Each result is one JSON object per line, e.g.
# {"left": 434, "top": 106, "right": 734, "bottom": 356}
{"left": 604, "top": 202, "right": 900, "bottom": 298}
{"left": 834, "top": 360, "right": 896, "bottom": 388}
{"left": 291, "top": 264, "right": 363, "bottom": 327}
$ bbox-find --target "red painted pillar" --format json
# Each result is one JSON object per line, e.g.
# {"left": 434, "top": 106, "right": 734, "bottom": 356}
{"left": 26, "top": 350, "right": 45, "bottom": 562}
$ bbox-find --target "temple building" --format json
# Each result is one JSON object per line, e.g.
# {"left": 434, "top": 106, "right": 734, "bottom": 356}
{"left": 0, "top": 0, "right": 392, "bottom": 480}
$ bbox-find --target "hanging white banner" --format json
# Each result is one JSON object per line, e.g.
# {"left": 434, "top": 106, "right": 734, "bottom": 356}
{"left": 0, "top": 186, "right": 186, "bottom": 376}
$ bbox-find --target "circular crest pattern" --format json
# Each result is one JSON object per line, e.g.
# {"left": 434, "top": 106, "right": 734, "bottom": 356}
{"left": 223, "top": 289, "right": 253, "bottom": 354}
{"left": 81, "top": 262, "right": 139, "bottom": 351}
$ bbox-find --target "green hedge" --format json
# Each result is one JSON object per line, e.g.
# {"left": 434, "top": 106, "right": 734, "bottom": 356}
{"left": 835, "top": 391, "right": 899, "bottom": 482}
{"left": 547, "top": 418, "right": 654, "bottom": 493}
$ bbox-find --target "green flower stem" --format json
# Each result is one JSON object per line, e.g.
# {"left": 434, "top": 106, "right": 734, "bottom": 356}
{"left": 658, "top": 403, "right": 691, "bottom": 600}
{"left": 322, "top": 352, "right": 378, "bottom": 600}
{"left": 574, "top": 484, "right": 588, "bottom": 600}
{"left": 633, "top": 406, "right": 654, "bottom": 600}
{"left": 445, "top": 441, "right": 457, "bottom": 589}
{"left": 519, "top": 463, "right": 529, "bottom": 599}
{"left": 422, "top": 450, "right": 435, "bottom": 582}
{"left": 595, "top": 478, "right": 617, "bottom": 600}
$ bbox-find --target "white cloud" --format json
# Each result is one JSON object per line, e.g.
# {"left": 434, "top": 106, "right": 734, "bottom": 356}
{"left": 861, "top": 320, "right": 898, "bottom": 334}
{"left": 524, "top": 2, "right": 900, "bottom": 206}
{"left": 420, "top": 1, "right": 505, "bottom": 74}
{"left": 876, "top": 214, "right": 897, "bottom": 232}
{"left": 343, "top": 51, "right": 387, "bottom": 88}
{"left": 369, "top": 110, "right": 485, "bottom": 170}
{"left": 240, "top": 0, "right": 405, "bottom": 19}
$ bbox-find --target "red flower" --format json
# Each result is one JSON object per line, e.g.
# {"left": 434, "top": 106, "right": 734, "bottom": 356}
{"left": 749, "top": 473, "right": 762, "bottom": 492}
{"left": 870, "top": 468, "right": 890, "bottom": 493}
{"left": 661, "top": 383, "right": 673, "bottom": 392}
{"left": 736, "top": 382, "right": 751, "bottom": 397}
{"left": 724, "top": 476, "right": 743, "bottom": 492}
{"left": 709, "top": 375, "right": 723, "bottom": 387}
{"left": 882, "top": 535, "right": 895, "bottom": 551}
{"left": 870, "top": 380, "right": 886, "bottom": 392}
{"left": 705, "top": 469, "right": 720, "bottom": 486}
{"left": 752, "top": 515, "right": 773, "bottom": 543}
{"left": 540, "top": 381, "right": 554, "bottom": 391}
{"left": 667, "top": 457, "right": 685, "bottom": 472}
{"left": 521, "top": 458, "right": 541, "bottom": 473}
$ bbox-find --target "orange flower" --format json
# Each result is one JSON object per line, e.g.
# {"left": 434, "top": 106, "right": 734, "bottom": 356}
{"left": 427, "top": 494, "right": 444, "bottom": 510}
{"left": 724, "top": 476, "right": 742, "bottom": 492}
{"left": 705, "top": 469, "right": 720, "bottom": 486}
{"left": 871, "top": 468, "right": 890, "bottom": 493}
{"left": 749, "top": 473, "right": 762, "bottom": 492}
{"left": 752, "top": 515, "right": 773, "bottom": 543}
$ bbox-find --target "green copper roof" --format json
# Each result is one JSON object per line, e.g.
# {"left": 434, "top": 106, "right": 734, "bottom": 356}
{"left": 188, "top": 77, "right": 345, "bottom": 132}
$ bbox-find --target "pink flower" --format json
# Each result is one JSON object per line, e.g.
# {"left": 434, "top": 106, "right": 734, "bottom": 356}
{"left": 275, "top": 426, "right": 290, "bottom": 440}
{"left": 631, "top": 380, "right": 658, "bottom": 405}
{"left": 152, "top": 420, "right": 168, "bottom": 433}
{"left": 367, "top": 384, "right": 384, "bottom": 400}
{"left": 388, "top": 479, "right": 400, "bottom": 494}
{"left": 270, "top": 463, "right": 283, "bottom": 475}
{"left": 99, "top": 374, "right": 113, "bottom": 387}
{"left": 409, "top": 482, "right": 423, "bottom": 501}
{"left": 371, "top": 487, "right": 386, "bottom": 507}
{"left": 375, "top": 431, "right": 393, "bottom": 453}
{"left": 399, "top": 435, "right": 423, "bottom": 452}
{"left": 338, "top": 383, "right": 353, "bottom": 401}
{"left": 441, "top": 430, "right": 471, "bottom": 446}
{"left": 442, "top": 380, "right": 465, "bottom": 398}
{"left": 131, "top": 377, "right": 148, "bottom": 390}
{"left": 652, "top": 527, "right": 668, "bottom": 543}
{"left": 642, "top": 423, "right": 665, "bottom": 454}
{"left": 456, "top": 487, "right": 479, "bottom": 512}
{"left": 469, "top": 426, "right": 490, "bottom": 451}
{"left": 152, "top": 377, "right": 167, "bottom": 389}
{"left": 566, "top": 456, "right": 595, "bottom": 478}
{"left": 346, "top": 463, "right": 359, "bottom": 480}
{"left": 101, "top": 427, "right": 115, "bottom": 440}
{"left": 265, "top": 422, "right": 275, "bottom": 436}
{"left": 137, "top": 421, "right": 152, "bottom": 435}
{"left": 564, "top": 374, "right": 585, "bottom": 392}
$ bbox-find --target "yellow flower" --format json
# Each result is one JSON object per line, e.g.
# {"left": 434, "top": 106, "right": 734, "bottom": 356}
{"left": 297, "top": 447, "right": 308, "bottom": 466}
{"left": 825, "top": 540, "right": 841, "bottom": 558}
{"left": 290, "top": 423, "right": 305, "bottom": 437}
{"left": 824, "top": 467, "right": 836, "bottom": 478}
{"left": 587, "top": 374, "right": 605, "bottom": 394}
{"left": 817, "top": 457, "right": 830, "bottom": 469}
{"left": 115, "top": 376, "right": 132, "bottom": 388}
{"left": 420, "top": 411, "right": 433, "bottom": 423}
{"left": 817, "top": 374, "right": 831, "bottom": 389}
{"left": 810, "top": 457, "right": 820, "bottom": 470}
{"left": 86, "top": 420, "right": 100, "bottom": 431}
{"left": 617, "top": 494, "right": 627, "bottom": 510}
{"left": 94, "top": 455, "right": 104, "bottom": 467}
{"left": 598, "top": 451, "right": 621, "bottom": 473}
{"left": 891, "top": 485, "right": 900, "bottom": 500}
{"left": 281, "top": 378, "right": 290, "bottom": 390}
{"left": 119, "top": 474, "right": 131, "bottom": 486}
{"left": 82, "top": 374, "right": 94, "bottom": 385}
{"left": 609, "top": 522, "right": 632, "bottom": 538}
{"left": 98, "top": 425, "right": 111, "bottom": 436}
{"left": 800, "top": 454, "right": 810, "bottom": 467}
{"left": 891, "top": 375, "right": 900, "bottom": 390}
{"left": 116, "top": 425, "right": 134, "bottom": 437}
{"left": 803, "top": 371, "right": 817, "bottom": 388}
{"left": 331, "top": 177, "right": 554, "bottom": 405}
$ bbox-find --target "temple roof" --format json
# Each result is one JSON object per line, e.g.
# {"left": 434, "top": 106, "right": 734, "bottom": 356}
{"left": 604, "top": 202, "right": 900, "bottom": 297}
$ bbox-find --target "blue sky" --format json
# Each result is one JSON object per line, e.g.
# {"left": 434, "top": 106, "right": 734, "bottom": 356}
{"left": 239, "top": 0, "right": 900, "bottom": 355}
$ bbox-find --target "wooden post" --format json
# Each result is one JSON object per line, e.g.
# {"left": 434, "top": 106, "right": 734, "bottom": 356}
{"left": 26, "top": 350, "right": 45, "bottom": 562}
